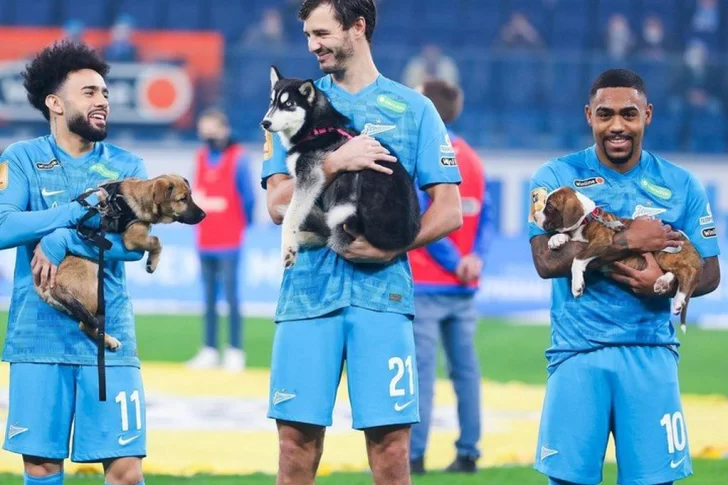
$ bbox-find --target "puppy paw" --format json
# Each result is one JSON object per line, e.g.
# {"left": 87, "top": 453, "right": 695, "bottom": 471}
{"left": 146, "top": 258, "right": 159, "bottom": 274}
{"left": 571, "top": 274, "right": 585, "bottom": 298}
{"left": 653, "top": 272, "right": 676, "bottom": 295}
{"left": 548, "top": 233, "right": 571, "bottom": 250}
{"left": 282, "top": 245, "right": 298, "bottom": 268}
{"left": 672, "top": 291, "right": 687, "bottom": 315}
{"left": 106, "top": 335, "right": 122, "bottom": 351}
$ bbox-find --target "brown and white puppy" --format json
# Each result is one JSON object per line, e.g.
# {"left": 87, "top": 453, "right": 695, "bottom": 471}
{"left": 35, "top": 174, "right": 206, "bottom": 349}
{"left": 532, "top": 186, "right": 702, "bottom": 332}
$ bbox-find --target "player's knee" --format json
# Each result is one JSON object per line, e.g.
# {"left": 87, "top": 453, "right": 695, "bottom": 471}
{"left": 104, "top": 458, "right": 144, "bottom": 485}
{"left": 278, "top": 422, "right": 325, "bottom": 463}
{"left": 23, "top": 456, "right": 63, "bottom": 478}
{"left": 366, "top": 426, "right": 410, "bottom": 466}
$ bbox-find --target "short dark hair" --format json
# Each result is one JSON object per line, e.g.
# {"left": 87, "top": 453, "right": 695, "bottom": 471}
{"left": 420, "top": 80, "right": 463, "bottom": 124}
{"left": 198, "top": 107, "right": 230, "bottom": 127}
{"left": 21, "top": 40, "right": 110, "bottom": 121}
{"left": 589, "top": 68, "right": 647, "bottom": 100}
{"left": 298, "top": 0, "right": 377, "bottom": 43}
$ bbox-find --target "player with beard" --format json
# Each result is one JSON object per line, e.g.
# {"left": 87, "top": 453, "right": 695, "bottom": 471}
{"left": 0, "top": 41, "right": 149, "bottom": 485}
{"left": 527, "top": 69, "right": 720, "bottom": 485}
{"left": 262, "top": 1, "right": 462, "bottom": 484}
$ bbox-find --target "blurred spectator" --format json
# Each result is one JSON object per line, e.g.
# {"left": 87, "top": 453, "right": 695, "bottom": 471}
{"left": 403, "top": 44, "right": 460, "bottom": 89}
{"left": 62, "top": 19, "right": 85, "bottom": 43}
{"left": 242, "top": 8, "right": 285, "bottom": 49}
{"left": 671, "top": 39, "right": 723, "bottom": 112}
{"left": 603, "top": 14, "right": 635, "bottom": 61}
{"left": 691, "top": 0, "right": 720, "bottom": 36}
{"left": 637, "top": 15, "right": 668, "bottom": 60}
{"left": 104, "top": 14, "right": 138, "bottom": 63}
{"left": 186, "top": 109, "right": 255, "bottom": 372}
{"left": 496, "top": 11, "right": 544, "bottom": 50}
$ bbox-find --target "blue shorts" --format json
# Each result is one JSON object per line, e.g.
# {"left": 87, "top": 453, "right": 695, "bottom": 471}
{"left": 535, "top": 346, "right": 692, "bottom": 485}
{"left": 268, "top": 306, "right": 419, "bottom": 429}
{"left": 3, "top": 363, "right": 146, "bottom": 463}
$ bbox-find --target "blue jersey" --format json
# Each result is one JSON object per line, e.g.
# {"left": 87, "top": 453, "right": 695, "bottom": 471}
{"left": 261, "top": 74, "right": 461, "bottom": 321}
{"left": 528, "top": 146, "right": 720, "bottom": 373}
{"left": 0, "top": 135, "right": 147, "bottom": 366}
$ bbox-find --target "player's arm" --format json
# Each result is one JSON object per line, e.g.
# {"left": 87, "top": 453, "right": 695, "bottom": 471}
{"left": 681, "top": 175, "right": 721, "bottom": 296}
{"left": 39, "top": 158, "right": 149, "bottom": 264}
{"left": 0, "top": 151, "right": 97, "bottom": 249}
{"left": 409, "top": 183, "right": 462, "bottom": 250}
{"left": 236, "top": 153, "right": 256, "bottom": 224}
{"left": 418, "top": 188, "right": 461, "bottom": 272}
{"left": 262, "top": 130, "right": 397, "bottom": 225}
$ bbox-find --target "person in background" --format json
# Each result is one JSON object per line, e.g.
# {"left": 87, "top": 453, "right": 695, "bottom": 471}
{"left": 186, "top": 109, "right": 255, "bottom": 372}
{"left": 409, "top": 80, "right": 493, "bottom": 475}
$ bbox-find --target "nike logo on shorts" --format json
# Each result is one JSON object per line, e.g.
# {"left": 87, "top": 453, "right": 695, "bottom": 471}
{"left": 670, "top": 456, "right": 687, "bottom": 469}
{"left": 118, "top": 434, "right": 140, "bottom": 446}
{"left": 394, "top": 399, "right": 414, "bottom": 412}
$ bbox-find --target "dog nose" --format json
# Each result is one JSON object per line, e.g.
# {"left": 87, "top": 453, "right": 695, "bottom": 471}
{"left": 261, "top": 120, "right": 272, "bottom": 130}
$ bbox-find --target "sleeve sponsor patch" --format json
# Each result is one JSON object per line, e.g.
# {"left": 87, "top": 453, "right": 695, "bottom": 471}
{"left": 0, "top": 161, "right": 8, "bottom": 191}
{"left": 440, "top": 156, "right": 457, "bottom": 167}
{"left": 263, "top": 132, "right": 273, "bottom": 161}
{"left": 702, "top": 227, "right": 717, "bottom": 238}
{"left": 528, "top": 187, "right": 547, "bottom": 223}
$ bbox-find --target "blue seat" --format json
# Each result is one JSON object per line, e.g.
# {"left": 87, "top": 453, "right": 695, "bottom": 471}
{"left": 208, "top": 0, "right": 247, "bottom": 41}
{"left": 10, "top": 0, "right": 56, "bottom": 26}
{"left": 60, "top": 0, "right": 109, "bottom": 27}
{"left": 164, "top": 0, "right": 207, "bottom": 30}
{"left": 115, "top": 0, "right": 164, "bottom": 29}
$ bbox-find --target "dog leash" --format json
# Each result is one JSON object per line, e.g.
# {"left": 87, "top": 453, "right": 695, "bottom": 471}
{"left": 75, "top": 189, "right": 114, "bottom": 401}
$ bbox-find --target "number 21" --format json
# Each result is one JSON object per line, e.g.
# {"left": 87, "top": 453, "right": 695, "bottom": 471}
{"left": 389, "top": 356, "right": 414, "bottom": 397}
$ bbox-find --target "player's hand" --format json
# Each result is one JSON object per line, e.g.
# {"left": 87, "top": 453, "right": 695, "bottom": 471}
{"left": 336, "top": 224, "right": 399, "bottom": 264}
{"left": 324, "top": 135, "right": 397, "bottom": 179}
{"left": 625, "top": 218, "right": 683, "bottom": 253}
{"left": 456, "top": 254, "right": 483, "bottom": 283}
{"left": 609, "top": 252, "right": 669, "bottom": 297}
{"left": 31, "top": 244, "right": 58, "bottom": 291}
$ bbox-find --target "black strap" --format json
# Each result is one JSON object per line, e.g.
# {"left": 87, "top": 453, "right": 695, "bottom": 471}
{"left": 74, "top": 190, "right": 113, "bottom": 401}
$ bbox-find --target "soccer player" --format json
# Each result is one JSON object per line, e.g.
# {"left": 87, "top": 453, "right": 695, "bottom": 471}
{"left": 261, "top": 1, "right": 463, "bottom": 484}
{"left": 0, "top": 41, "right": 148, "bottom": 485}
{"left": 408, "top": 80, "right": 492, "bottom": 475}
{"left": 528, "top": 68, "right": 721, "bottom": 485}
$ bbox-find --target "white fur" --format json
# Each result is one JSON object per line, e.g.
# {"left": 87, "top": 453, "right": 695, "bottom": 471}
{"left": 570, "top": 224, "right": 588, "bottom": 243}
{"left": 263, "top": 105, "right": 307, "bottom": 142}
{"left": 326, "top": 203, "right": 356, "bottom": 230}
{"left": 571, "top": 256, "right": 597, "bottom": 297}
{"left": 280, "top": 168, "right": 326, "bottom": 268}
{"left": 270, "top": 67, "right": 280, "bottom": 89}
{"left": 654, "top": 272, "right": 676, "bottom": 295}
{"left": 297, "top": 230, "right": 327, "bottom": 248}
{"left": 562, "top": 192, "right": 597, "bottom": 232}
{"left": 285, "top": 152, "right": 300, "bottom": 179}
{"left": 673, "top": 289, "right": 687, "bottom": 316}
{"left": 548, "top": 233, "right": 570, "bottom": 250}
{"left": 533, "top": 210, "right": 546, "bottom": 229}
{"left": 280, "top": 92, "right": 289, "bottom": 103}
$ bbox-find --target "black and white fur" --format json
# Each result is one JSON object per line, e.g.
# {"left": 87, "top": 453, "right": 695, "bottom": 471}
{"left": 261, "top": 66, "right": 420, "bottom": 267}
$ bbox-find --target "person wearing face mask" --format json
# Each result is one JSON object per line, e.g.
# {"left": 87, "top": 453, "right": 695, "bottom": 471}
{"left": 186, "top": 108, "right": 256, "bottom": 372}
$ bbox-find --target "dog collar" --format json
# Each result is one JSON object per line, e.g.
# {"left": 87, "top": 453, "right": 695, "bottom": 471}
{"left": 98, "top": 181, "right": 140, "bottom": 233}
{"left": 299, "top": 126, "right": 353, "bottom": 143}
{"left": 584, "top": 207, "right": 624, "bottom": 229}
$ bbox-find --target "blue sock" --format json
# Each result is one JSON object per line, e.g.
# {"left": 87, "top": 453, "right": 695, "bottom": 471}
{"left": 24, "top": 471, "right": 63, "bottom": 485}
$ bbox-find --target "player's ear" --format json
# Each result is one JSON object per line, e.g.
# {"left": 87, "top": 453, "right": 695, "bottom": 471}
{"left": 45, "top": 94, "right": 63, "bottom": 117}
{"left": 584, "top": 104, "right": 592, "bottom": 127}
{"left": 644, "top": 103, "right": 653, "bottom": 126}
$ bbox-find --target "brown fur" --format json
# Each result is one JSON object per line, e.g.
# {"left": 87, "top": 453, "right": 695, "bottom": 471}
{"left": 541, "top": 186, "right": 703, "bottom": 327}
{"left": 35, "top": 174, "right": 206, "bottom": 350}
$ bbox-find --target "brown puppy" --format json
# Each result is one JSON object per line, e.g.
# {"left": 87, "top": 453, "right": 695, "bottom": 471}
{"left": 532, "top": 186, "right": 702, "bottom": 332}
{"left": 35, "top": 174, "right": 206, "bottom": 349}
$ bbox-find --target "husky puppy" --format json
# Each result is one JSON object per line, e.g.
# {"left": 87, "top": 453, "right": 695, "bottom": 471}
{"left": 261, "top": 66, "right": 420, "bottom": 267}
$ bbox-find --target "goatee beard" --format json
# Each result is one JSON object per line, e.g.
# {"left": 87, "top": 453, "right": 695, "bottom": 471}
{"left": 67, "top": 112, "right": 107, "bottom": 142}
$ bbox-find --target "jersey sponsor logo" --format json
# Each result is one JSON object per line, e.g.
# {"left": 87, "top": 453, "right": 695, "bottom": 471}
{"left": 700, "top": 203, "right": 713, "bottom": 225}
{"left": 376, "top": 95, "right": 407, "bottom": 114}
{"left": 361, "top": 123, "right": 396, "bottom": 136}
{"left": 573, "top": 177, "right": 604, "bottom": 188}
{"left": 89, "top": 162, "right": 120, "bottom": 180}
{"left": 263, "top": 131, "right": 274, "bottom": 161}
{"left": 7, "top": 424, "right": 28, "bottom": 439}
{"left": 529, "top": 187, "right": 547, "bottom": 223}
{"left": 440, "top": 156, "right": 457, "bottom": 167}
{"left": 632, "top": 204, "right": 667, "bottom": 219}
{"left": 540, "top": 445, "right": 558, "bottom": 460}
{"left": 0, "top": 161, "right": 7, "bottom": 191}
{"left": 36, "top": 158, "right": 60, "bottom": 170}
{"left": 640, "top": 178, "right": 672, "bottom": 200}
{"left": 702, "top": 227, "right": 717, "bottom": 238}
{"left": 272, "top": 390, "right": 296, "bottom": 405}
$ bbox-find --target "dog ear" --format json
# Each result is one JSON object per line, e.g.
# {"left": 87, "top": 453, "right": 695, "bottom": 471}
{"left": 561, "top": 193, "right": 586, "bottom": 230}
{"left": 270, "top": 65, "right": 282, "bottom": 89}
{"left": 153, "top": 179, "right": 172, "bottom": 205}
{"left": 299, "top": 81, "right": 316, "bottom": 104}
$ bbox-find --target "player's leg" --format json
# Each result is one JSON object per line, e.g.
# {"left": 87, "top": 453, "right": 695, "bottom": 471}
{"left": 268, "top": 310, "right": 347, "bottom": 482}
{"left": 221, "top": 250, "right": 244, "bottom": 371}
{"left": 534, "top": 349, "right": 612, "bottom": 485}
{"left": 72, "top": 365, "right": 146, "bottom": 485}
{"left": 440, "top": 294, "right": 481, "bottom": 472}
{"left": 3, "top": 363, "right": 75, "bottom": 484}
{"left": 187, "top": 254, "right": 220, "bottom": 367}
{"left": 346, "top": 306, "right": 418, "bottom": 484}
{"left": 409, "top": 295, "right": 444, "bottom": 472}
{"left": 612, "top": 346, "right": 692, "bottom": 485}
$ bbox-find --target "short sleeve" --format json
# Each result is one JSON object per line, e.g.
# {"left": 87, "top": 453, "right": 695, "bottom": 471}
{"left": 528, "top": 163, "right": 561, "bottom": 240}
{"left": 261, "top": 131, "right": 289, "bottom": 190}
{"left": 414, "top": 99, "right": 462, "bottom": 189}
{"left": 680, "top": 174, "right": 720, "bottom": 258}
